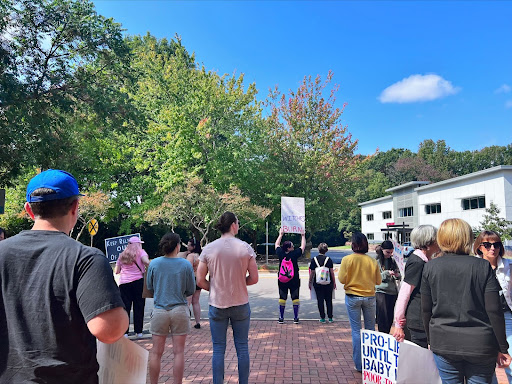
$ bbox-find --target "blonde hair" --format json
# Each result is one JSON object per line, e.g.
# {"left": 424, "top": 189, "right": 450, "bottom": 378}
{"left": 437, "top": 218, "right": 473, "bottom": 255}
{"left": 119, "top": 243, "right": 140, "bottom": 265}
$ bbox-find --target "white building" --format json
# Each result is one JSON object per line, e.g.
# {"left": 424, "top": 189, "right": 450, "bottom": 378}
{"left": 359, "top": 165, "right": 512, "bottom": 243}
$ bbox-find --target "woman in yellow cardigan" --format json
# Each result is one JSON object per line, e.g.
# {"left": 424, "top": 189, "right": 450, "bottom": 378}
{"left": 339, "top": 232, "right": 382, "bottom": 372}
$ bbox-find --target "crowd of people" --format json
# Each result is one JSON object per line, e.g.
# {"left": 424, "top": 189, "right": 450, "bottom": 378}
{"left": 1, "top": 168, "right": 512, "bottom": 384}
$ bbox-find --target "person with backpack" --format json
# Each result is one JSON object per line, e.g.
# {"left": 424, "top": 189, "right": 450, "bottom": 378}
{"left": 275, "top": 227, "right": 306, "bottom": 324}
{"left": 309, "top": 242, "right": 336, "bottom": 323}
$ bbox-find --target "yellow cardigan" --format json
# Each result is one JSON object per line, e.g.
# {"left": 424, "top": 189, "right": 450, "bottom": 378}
{"left": 338, "top": 253, "right": 382, "bottom": 297}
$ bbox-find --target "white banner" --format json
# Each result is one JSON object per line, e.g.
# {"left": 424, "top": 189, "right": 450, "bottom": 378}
{"left": 97, "top": 337, "right": 149, "bottom": 384}
{"left": 396, "top": 340, "right": 441, "bottom": 384}
{"left": 391, "top": 240, "right": 405, "bottom": 276}
{"left": 361, "top": 330, "right": 399, "bottom": 384}
{"left": 281, "top": 196, "right": 305, "bottom": 234}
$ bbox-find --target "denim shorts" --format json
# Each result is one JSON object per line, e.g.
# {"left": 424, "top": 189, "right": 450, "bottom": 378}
{"left": 150, "top": 305, "right": 190, "bottom": 336}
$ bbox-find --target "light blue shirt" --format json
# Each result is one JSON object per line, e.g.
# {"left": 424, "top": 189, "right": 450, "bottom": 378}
{"left": 146, "top": 256, "right": 195, "bottom": 310}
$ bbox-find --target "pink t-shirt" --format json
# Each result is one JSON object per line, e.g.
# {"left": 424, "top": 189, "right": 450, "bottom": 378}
{"left": 116, "top": 249, "right": 148, "bottom": 285}
{"left": 199, "top": 237, "right": 256, "bottom": 309}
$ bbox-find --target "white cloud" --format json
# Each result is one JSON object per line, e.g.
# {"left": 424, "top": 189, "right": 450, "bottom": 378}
{"left": 506, "top": 100, "right": 512, "bottom": 109}
{"left": 495, "top": 84, "right": 511, "bottom": 94}
{"left": 378, "top": 74, "right": 460, "bottom": 103}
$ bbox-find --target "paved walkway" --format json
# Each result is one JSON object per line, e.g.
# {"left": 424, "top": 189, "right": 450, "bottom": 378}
{"left": 133, "top": 319, "right": 508, "bottom": 384}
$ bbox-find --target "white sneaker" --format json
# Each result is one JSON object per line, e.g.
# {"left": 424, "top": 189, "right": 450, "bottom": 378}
{"left": 136, "top": 333, "right": 143, "bottom": 338}
{"left": 124, "top": 334, "right": 129, "bottom": 338}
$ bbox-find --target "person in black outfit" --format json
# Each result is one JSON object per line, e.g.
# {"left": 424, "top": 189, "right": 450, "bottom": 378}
{"left": 275, "top": 227, "right": 306, "bottom": 324}
{"left": 309, "top": 242, "right": 336, "bottom": 323}
{"left": 422, "top": 218, "right": 511, "bottom": 384}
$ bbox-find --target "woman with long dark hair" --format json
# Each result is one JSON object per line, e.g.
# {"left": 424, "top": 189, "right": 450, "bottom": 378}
{"left": 375, "top": 240, "right": 400, "bottom": 334}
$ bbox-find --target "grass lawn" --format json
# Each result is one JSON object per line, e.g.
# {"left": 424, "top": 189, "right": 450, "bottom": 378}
{"left": 328, "top": 245, "right": 351, "bottom": 250}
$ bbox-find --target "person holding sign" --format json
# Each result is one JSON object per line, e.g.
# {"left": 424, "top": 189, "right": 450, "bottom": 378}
{"left": 375, "top": 240, "right": 401, "bottom": 334}
{"left": 309, "top": 242, "right": 336, "bottom": 323}
{"left": 0, "top": 169, "right": 128, "bottom": 383}
{"left": 338, "top": 232, "right": 381, "bottom": 372}
{"left": 393, "top": 225, "right": 438, "bottom": 348}
{"left": 422, "top": 219, "right": 511, "bottom": 384}
{"left": 474, "top": 230, "right": 512, "bottom": 384}
{"left": 147, "top": 232, "right": 196, "bottom": 384}
{"left": 115, "top": 236, "right": 150, "bottom": 338}
{"left": 275, "top": 227, "right": 306, "bottom": 324}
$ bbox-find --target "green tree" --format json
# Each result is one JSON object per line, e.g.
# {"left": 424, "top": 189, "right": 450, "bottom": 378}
{"left": 475, "top": 202, "right": 512, "bottom": 240}
{"left": 263, "top": 72, "right": 361, "bottom": 241}
{"left": 0, "top": 0, "right": 133, "bottom": 185}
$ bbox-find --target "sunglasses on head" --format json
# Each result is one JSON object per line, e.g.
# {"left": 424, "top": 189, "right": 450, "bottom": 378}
{"left": 481, "top": 241, "right": 502, "bottom": 250}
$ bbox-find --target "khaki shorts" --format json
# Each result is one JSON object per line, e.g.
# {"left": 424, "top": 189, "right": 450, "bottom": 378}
{"left": 150, "top": 306, "right": 190, "bottom": 336}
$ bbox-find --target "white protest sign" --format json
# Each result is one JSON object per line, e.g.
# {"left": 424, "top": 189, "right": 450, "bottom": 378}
{"left": 281, "top": 196, "right": 305, "bottom": 234}
{"left": 361, "top": 330, "right": 399, "bottom": 384}
{"left": 97, "top": 337, "right": 149, "bottom": 384}
{"left": 396, "top": 340, "right": 441, "bottom": 384}
{"left": 391, "top": 240, "right": 405, "bottom": 276}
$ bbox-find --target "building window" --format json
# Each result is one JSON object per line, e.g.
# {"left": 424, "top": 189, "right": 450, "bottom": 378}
{"left": 398, "top": 207, "right": 413, "bottom": 217}
{"left": 367, "top": 233, "right": 374, "bottom": 240}
{"left": 462, "top": 196, "right": 485, "bottom": 210}
{"left": 366, "top": 214, "right": 374, "bottom": 221}
{"left": 384, "top": 233, "right": 392, "bottom": 240}
{"left": 382, "top": 211, "right": 392, "bottom": 219}
{"left": 425, "top": 203, "right": 442, "bottom": 215}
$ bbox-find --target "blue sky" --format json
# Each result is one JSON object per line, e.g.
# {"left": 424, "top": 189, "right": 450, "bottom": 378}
{"left": 93, "top": 1, "right": 512, "bottom": 155}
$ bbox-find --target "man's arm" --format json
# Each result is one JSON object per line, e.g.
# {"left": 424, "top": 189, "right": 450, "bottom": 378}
{"left": 300, "top": 232, "right": 306, "bottom": 253}
{"left": 275, "top": 227, "right": 284, "bottom": 249}
{"left": 246, "top": 257, "right": 259, "bottom": 286}
{"left": 87, "top": 307, "right": 128, "bottom": 344}
{"left": 197, "top": 260, "right": 210, "bottom": 291}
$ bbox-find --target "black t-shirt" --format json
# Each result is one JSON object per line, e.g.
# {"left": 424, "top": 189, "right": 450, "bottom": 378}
{"left": 421, "top": 253, "right": 501, "bottom": 358}
{"left": 0, "top": 230, "right": 125, "bottom": 383}
{"left": 277, "top": 247, "right": 302, "bottom": 287}
{"left": 309, "top": 254, "right": 334, "bottom": 288}
{"left": 403, "top": 254, "right": 426, "bottom": 330}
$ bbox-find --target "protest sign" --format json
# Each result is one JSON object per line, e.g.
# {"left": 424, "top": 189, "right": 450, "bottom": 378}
{"left": 104, "top": 233, "right": 141, "bottom": 263}
{"left": 361, "top": 330, "right": 399, "bottom": 384}
{"left": 391, "top": 240, "right": 405, "bottom": 276}
{"left": 97, "top": 336, "right": 149, "bottom": 384}
{"left": 396, "top": 340, "right": 441, "bottom": 384}
{"left": 281, "top": 196, "right": 305, "bottom": 234}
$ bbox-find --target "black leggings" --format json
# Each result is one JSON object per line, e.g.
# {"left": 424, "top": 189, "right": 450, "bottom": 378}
{"left": 119, "top": 278, "right": 145, "bottom": 334}
{"left": 314, "top": 284, "right": 333, "bottom": 319}
{"left": 279, "top": 285, "right": 300, "bottom": 301}
{"left": 376, "top": 292, "right": 397, "bottom": 334}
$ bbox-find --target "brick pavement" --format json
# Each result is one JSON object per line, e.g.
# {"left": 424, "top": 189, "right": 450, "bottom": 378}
{"left": 134, "top": 319, "right": 508, "bottom": 384}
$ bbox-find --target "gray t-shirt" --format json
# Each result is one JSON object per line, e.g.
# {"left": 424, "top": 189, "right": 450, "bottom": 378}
{"left": 146, "top": 257, "right": 195, "bottom": 310}
{"left": 0, "top": 230, "right": 124, "bottom": 384}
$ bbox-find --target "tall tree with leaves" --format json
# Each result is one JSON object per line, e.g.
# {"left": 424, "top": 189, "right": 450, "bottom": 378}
{"left": 0, "top": 0, "right": 133, "bottom": 185}
{"left": 263, "top": 71, "right": 360, "bottom": 239}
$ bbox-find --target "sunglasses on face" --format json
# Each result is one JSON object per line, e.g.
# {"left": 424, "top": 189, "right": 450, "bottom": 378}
{"left": 481, "top": 241, "right": 502, "bottom": 250}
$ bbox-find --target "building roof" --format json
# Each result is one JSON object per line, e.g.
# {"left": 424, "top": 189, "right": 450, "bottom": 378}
{"left": 385, "top": 181, "right": 430, "bottom": 193}
{"left": 414, "top": 165, "right": 512, "bottom": 192}
{"left": 358, "top": 195, "right": 393, "bottom": 206}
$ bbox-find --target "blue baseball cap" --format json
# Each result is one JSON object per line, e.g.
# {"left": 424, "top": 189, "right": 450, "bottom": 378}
{"left": 26, "top": 169, "right": 83, "bottom": 203}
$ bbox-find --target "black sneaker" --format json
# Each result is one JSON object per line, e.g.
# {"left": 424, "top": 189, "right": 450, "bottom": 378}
{"left": 278, "top": 318, "right": 284, "bottom": 324}
{"left": 293, "top": 318, "right": 299, "bottom": 324}
{"left": 194, "top": 323, "right": 201, "bottom": 329}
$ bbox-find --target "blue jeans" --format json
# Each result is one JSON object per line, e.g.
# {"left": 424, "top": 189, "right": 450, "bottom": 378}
{"left": 433, "top": 353, "right": 497, "bottom": 384}
{"left": 345, "top": 294, "right": 376, "bottom": 371}
{"left": 492, "top": 309, "right": 512, "bottom": 384}
{"left": 209, "top": 303, "right": 251, "bottom": 384}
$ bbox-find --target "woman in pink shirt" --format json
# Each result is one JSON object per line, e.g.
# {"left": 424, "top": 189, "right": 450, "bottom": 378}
{"left": 115, "top": 236, "right": 150, "bottom": 337}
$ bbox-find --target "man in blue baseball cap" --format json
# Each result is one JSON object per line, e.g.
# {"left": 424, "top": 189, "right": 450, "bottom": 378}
{"left": 0, "top": 169, "right": 128, "bottom": 383}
